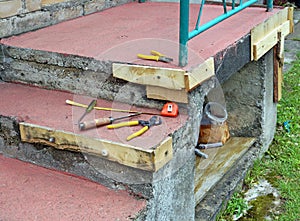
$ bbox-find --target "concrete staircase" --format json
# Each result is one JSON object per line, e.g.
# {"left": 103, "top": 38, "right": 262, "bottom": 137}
{"left": 0, "top": 1, "right": 293, "bottom": 220}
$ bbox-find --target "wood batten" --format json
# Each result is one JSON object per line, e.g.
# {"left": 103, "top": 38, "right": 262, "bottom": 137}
{"left": 194, "top": 137, "right": 256, "bottom": 204}
{"left": 19, "top": 122, "right": 173, "bottom": 172}
{"left": 113, "top": 57, "right": 215, "bottom": 103}
{"left": 251, "top": 7, "right": 293, "bottom": 61}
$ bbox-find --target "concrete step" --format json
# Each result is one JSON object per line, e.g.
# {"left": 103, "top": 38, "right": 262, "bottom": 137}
{"left": 0, "top": 154, "right": 146, "bottom": 220}
{"left": 0, "top": 81, "right": 187, "bottom": 185}
{"left": 0, "top": 2, "right": 290, "bottom": 220}
{"left": 0, "top": 81, "right": 257, "bottom": 220}
{"left": 0, "top": 2, "right": 283, "bottom": 105}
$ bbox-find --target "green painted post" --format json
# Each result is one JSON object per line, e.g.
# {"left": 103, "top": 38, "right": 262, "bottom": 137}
{"left": 267, "top": 0, "right": 273, "bottom": 12}
{"left": 179, "top": 0, "right": 190, "bottom": 67}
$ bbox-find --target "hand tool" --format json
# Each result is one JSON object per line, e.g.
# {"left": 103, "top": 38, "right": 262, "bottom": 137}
{"left": 66, "top": 100, "right": 158, "bottom": 115}
{"left": 77, "top": 99, "right": 97, "bottom": 124}
{"left": 137, "top": 50, "right": 173, "bottom": 63}
{"left": 79, "top": 113, "right": 141, "bottom": 130}
{"left": 195, "top": 149, "right": 208, "bottom": 159}
{"left": 107, "top": 116, "right": 162, "bottom": 141}
{"left": 197, "top": 142, "right": 223, "bottom": 149}
{"left": 160, "top": 102, "right": 179, "bottom": 117}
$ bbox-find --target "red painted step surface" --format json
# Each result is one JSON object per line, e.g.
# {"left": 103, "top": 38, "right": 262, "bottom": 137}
{"left": 0, "top": 2, "right": 280, "bottom": 69}
{"left": 0, "top": 155, "right": 146, "bottom": 220}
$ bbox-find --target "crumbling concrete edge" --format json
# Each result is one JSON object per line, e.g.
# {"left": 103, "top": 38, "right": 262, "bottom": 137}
{"left": 195, "top": 142, "right": 261, "bottom": 221}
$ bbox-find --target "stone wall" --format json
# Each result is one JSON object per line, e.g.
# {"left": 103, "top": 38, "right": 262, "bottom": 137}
{"left": 0, "top": 0, "right": 133, "bottom": 38}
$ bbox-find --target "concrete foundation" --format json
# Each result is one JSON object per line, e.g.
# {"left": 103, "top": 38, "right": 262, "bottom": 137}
{"left": 0, "top": 2, "right": 286, "bottom": 220}
{"left": 0, "top": 49, "right": 277, "bottom": 220}
{"left": 195, "top": 49, "right": 277, "bottom": 221}
{"left": 223, "top": 49, "right": 277, "bottom": 151}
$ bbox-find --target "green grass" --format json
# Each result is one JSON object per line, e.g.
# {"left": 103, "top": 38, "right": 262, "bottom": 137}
{"left": 218, "top": 53, "right": 300, "bottom": 221}
{"left": 217, "top": 192, "right": 249, "bottom": 221}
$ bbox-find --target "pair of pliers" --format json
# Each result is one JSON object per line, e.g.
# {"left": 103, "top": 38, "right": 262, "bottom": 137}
{"left": 107, "top": 116, "right": 162, "bottom": 141}
{"left": 137, "top": 50, "right": 173, "bottom": 63}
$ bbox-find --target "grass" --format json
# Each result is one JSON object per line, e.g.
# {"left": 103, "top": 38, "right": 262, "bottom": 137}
{"left": 217, "top": 192, "right": 249, "bottom": 221}
{"left": 218, "top": 53, "right": 300, "bottom": 221}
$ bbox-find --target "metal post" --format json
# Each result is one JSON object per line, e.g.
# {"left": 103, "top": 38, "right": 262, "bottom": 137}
{"left": 188, "top": 0, "right": 258, "bottom": 40}
{"left": 267, "top": 0, "right": 273, "bottom": 12}
{"left": 179, "top": 0, "right": 190, "bottom": 67}
{"left": 195, "top": 0, "right": 206, "bottom": 29}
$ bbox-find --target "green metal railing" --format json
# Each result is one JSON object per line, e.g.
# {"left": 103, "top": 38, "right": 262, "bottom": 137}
{"left": 179, "top": 0, "right": 274, "bottom": 66}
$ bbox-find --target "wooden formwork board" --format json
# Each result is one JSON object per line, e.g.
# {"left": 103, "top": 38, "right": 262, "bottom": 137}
{"left": 146, "top": 86, "right": 189, "bottom": 104}
{"left": 19, "top": 122, "right": 173, "bottom": 172}
{"left": 112, "top": 57, "right": 214, "bottom": 102}
{"left": 194, "top": 137, "right": 256, "bottom": 204}
{"left": 251, "top": 7, "right": 294, "bottom": 61}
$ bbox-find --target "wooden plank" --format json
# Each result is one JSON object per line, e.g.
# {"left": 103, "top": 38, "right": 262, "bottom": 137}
{"left": 41, "top": 0, "right": 68, "bottom": 5}
{"left": 251, "top": 7, "right": 288, "bottom": 44}
{"left": 253, "top": 20, "right": 291, "bottom": 61}
{"left": 146, "top": 85, "right": 188, "bottom": 103}
{"left": 185, "top": 57, "right": 215, "bottom": 91}
{"left": 251, "top": 7, "right": 290, "bottom": 60}
{"left": 194, "top": 137, "right": 256, "bottom": 204}
{"left": 113, "top": 63, "right": 186, "bottom": 90}
{"left": 152, "top": 137, "right": 173, "bottom": 171}
{"left": 19, "top": 122, "right": 173, "bottom": 171}
{"left": 288, "top": 7, "right": 294, "bottom": 33}
{"left": 253, "top": 28, "right": 278, "bottom": 61}
{"left": 0, "top": 0, "right": 22, "bottom": 18}
{"left": 273, "top": 46, "right": 279, "bottom": 103}
{"left": 279, "top": 20, "right": 293, "bottom": 38}
{"left": 273, "top": 32, "right": 284, "bottom": 103}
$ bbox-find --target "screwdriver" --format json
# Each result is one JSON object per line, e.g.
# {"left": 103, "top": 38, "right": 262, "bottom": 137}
{"left": 77, "top": 99, "right": 97, "bottom": 124}
{"left": 79, "top": 113, "right": 141, "bottom": 130}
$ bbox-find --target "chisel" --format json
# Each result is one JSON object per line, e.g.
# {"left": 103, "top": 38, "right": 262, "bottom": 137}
{"left": 79, "top": 113, "right": 141, "bottom": 130}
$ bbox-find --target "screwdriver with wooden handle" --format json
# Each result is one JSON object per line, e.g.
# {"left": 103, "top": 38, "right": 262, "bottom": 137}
{"left": 79, "top": 113, "right": 141, "bottom": 130}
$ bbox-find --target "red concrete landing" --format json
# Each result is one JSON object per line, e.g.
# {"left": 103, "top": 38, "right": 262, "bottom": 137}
{"left": 0, "top": 154, "right": 146, "bottom": 221}
{"left": 0, "top": 2, "right": 280, "bottom": 69}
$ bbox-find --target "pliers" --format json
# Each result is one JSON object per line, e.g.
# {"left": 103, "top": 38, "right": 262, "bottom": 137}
{"left": 107, "top": 116, "right": 162, "bottom": 141}
{"left": 137, "top": 50, "right": 173, "bottom": 63}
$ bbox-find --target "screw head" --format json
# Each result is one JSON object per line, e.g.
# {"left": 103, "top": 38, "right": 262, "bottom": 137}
{"left": 101, "top": 149, "right": 108, "bottom": 157}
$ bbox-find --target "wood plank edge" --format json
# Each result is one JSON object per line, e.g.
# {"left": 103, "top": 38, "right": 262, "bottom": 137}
{"left": 194, "top": 137, "right": 256, "bottom": 204}
{"left": 185, "top": 57, "right": 215, "bottom": 91}
{"left": 152, "top": 136, "right": 173, "bottom": 171}
{"left": 287, "top": 7, "right": 294, "bottom": 33}
{"left": 251, "top": 7, "right": 291, "bottom": 61}
{"left": 146, "top": 85, "right": 189, "bottom": 103}
{"left": 112, "top": 63, "right": 186, "bottom": 90}
{"left": 253, "top": 20, "right": 291, "bottom": 61}
{"left": 19, "top": 122, "right": 172, "bottom": 171}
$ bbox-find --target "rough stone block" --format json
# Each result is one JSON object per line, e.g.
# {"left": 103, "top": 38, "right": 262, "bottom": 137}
{"left": 13, "top": 10, "right": 51, "bottom": 33}
{"left": 50, "top": 5, "right": 83, "bottom": 22}
{"left": 83, "top": 0, "right": 105, "bottom": 15}
{"left": 0, "top": 0, "right": 22, "bottom": 18}
{"left": 0, "top": 19, "right": 13, "bottom": 38}
{"left": 25, "top": 0, "right": 42, "bottom": 12}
